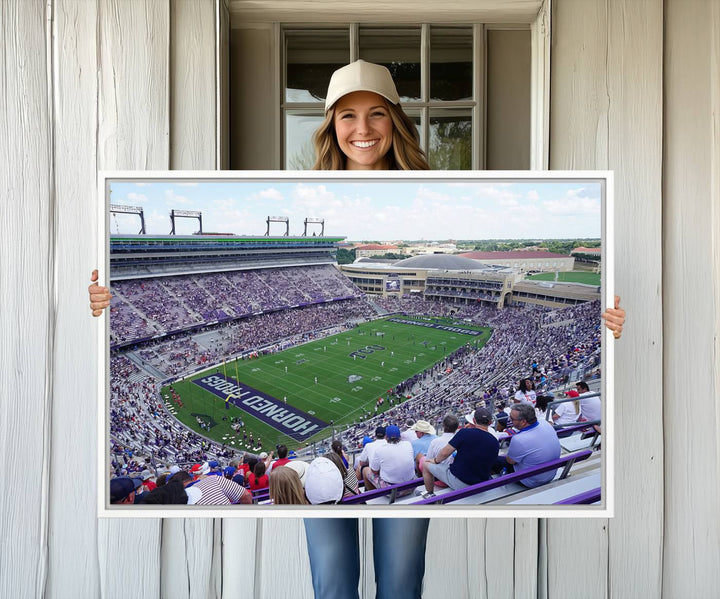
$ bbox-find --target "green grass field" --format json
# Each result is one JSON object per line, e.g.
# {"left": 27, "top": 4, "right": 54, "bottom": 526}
{"left": 163, "top": 316, "right": 490, "bottom": 451}
{"left": 527, "top": 271, "right": 601, "bottom": 285}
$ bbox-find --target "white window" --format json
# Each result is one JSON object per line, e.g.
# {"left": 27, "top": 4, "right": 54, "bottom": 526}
{"left": 281, "top": 25, "right": 527, "bottom": 170}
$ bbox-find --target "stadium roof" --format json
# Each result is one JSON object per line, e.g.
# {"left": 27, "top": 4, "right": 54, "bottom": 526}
{"left": 460, "top": 250, "right": 570, "bottom": 259}
{"left": 393, "top": 254, "right": 485, "bottom": 270}
{"left": 571, "top": 246, "right": 602, "bottom": 254}
{"left": 355, "top": 244, "right": 399, "bottom": 250}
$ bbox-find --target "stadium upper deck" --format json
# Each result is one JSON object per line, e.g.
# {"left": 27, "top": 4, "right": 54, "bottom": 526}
{"left": 110, "top": 234, "right": 345, "bottom": 280}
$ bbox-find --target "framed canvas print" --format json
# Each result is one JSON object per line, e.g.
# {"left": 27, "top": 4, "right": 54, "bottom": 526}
{"left": 97, "top": 171, "right": 614, "bottom": 518}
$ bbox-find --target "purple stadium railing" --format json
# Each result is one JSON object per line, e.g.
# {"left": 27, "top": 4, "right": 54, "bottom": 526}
{"left": 411, "top": 449, "right": 593, "bottom": 505}
{"left": 553, "top": 487, "right": 601, "bottom": 505}
{"left": 341, "top": 449, "right": 593, "bottom": 506}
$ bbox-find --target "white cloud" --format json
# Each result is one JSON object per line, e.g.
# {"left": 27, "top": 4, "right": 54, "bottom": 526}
{"left": 126, "top": 192, "right": 148, "bottom": 204}
{"left": 527, "top": 190, "right": 540, "bottom": 201}
{"left": 164, "top": 189, "right": 191, "bottom": 205}
{"left": 498, "top": 197, "right": 519, "bottom": 207}
{"left": 254, "top": 187, "right": 284, "bottom": 201}
{"left": 542, "top": 197, "right": 600, "bottom": 216}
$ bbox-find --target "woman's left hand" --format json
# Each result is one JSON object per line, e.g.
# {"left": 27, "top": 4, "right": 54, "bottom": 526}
{"left": 601, "top": 295, "right": 625, "bottom": 339}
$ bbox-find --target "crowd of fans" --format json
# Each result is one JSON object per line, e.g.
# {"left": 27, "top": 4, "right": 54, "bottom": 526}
{"left": 108, "top": 262, "right": 603, "bottom": 502}
{"left": 110, "top": 265, "right": 361, "bottom": 345}
{"left": 112, "top": 392, "right": 591, "bottom": 506}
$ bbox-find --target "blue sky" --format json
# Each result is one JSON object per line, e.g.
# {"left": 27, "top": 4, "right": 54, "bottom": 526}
{"left": 108, "top": 178, "right": 603, "bottom": 241}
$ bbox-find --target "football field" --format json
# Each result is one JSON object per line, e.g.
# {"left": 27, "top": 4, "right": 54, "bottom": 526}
{"left": 164, "top": 316, "right": 491, "bottom": 450}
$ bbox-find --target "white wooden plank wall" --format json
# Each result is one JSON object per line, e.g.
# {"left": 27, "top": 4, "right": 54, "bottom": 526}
{"left": 0, "top": 2, "right": 53, "bottom": 598}
{"left": 663, "top": 1, "right": 720, "bottom": 597}
{"left": 604, "top": 2, "right": 665, "bottom": 596}
{"left": 549, "top": 3, "right": 611, "bottom": 595}
{"left": 3, "top": 1, "right": 720, "bottom": 598}
{"left": 96, "top": 0, "right": 168, "bottom": 597}
{"left": 550, "top": 2, "right": 664, "bottom": 599}
{"left": 48, "top": 1, "right": 102, "bottom": 597}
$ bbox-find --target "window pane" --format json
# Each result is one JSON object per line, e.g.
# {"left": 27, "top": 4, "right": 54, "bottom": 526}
{"left": 429, "top": 109, "right": 472, "bottom": 170}
{"left": 430, "top": 27, "right": 473, "bottom": 101}
{"left": 285, "top": 112, "right": 324, "bottom": 169}
{"left": 285, "top": 30, "right": 350, "bottom": 103}
{"left": 401, "top": 109, "right": 423, "bottom": 147}
{"left": 486, "top": 30, "right": 530, "bottom": 169}
{"left": 359, "top": 28, "right": 421, "bottom": 102}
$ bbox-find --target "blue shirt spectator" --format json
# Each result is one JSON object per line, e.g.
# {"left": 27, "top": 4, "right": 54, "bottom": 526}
{"left": 506, "top": 403, "right": 561, "bottom": 487}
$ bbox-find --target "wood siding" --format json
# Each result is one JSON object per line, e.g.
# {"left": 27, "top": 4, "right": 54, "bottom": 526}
{"left": 1, "top": 0, "right": 718, "bottom": 597}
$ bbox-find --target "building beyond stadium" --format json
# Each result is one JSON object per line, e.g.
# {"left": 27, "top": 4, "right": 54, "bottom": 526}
{"left": 340, "top": 253, "right": 599, "bottom": 308}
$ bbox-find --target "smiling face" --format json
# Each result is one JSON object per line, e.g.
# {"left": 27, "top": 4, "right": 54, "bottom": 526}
{"left": 333, "top": 91, "right": 394, "bottom": 170}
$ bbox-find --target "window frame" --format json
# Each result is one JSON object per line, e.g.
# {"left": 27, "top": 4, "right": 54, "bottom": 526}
{"left": 281, "top": 23, "right": 490, "bottom": 170}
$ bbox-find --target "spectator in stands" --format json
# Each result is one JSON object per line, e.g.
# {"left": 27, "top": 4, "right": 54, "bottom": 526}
{"left": 422, "top": 408, "right": 499, "bottom": 497}
{"left": 514, "top": 378, "right": 537, "bottom": 405}
{"left": 324, "top": 451, "right": 359, "bottom": 497}
{"left": 409, "top": 420, "right": 437, "bottom": 460}
{"left": 364, "top": 425, "right": 415, "bottom": 491}
{"left": 464, "top": 410, "right": 499, "bottom": 439}
{"left": 424, "top": 413, "right": 460, "bottom": 467}
{"left": 534, "top": 394, "right": 553, "bottom": 421}
{"left": 494, "top": 402, "right": 509, "bottom": 432}
{"left": 269, "top": 444, "right": 291, "bottom": 473}
{"left": 552, "top": 390, "right": 581, "bottom": 426}
{"left": 189, "top": 464, "right": 203, "bottom": 481}
{"left": 305, "top": 456, "right": 344, "bottom": 505}
{"left": 110, "top": 476, "right": 142, "bottom": 505}
{"left": 497, "top": 403, "right": 561, "bottom": 488}
{"left": 187, "top": 469, "right": 252, "bottom": 505}
{"left": 269, "top": 466, "right": 308, "bottom": 505}
{"left": 418, "top": 413, "right": 460, "bottom": 489}
{"left": 286, "top": 459, "right": 309, "bottom": 488}
{"left": 248, "top": 461, "right": 269, "bottom": 492}
{"left": 330, "top": 439, "right": 351, "bottom": 469}
{"left": 141, "top": 471, "right": 191, "bottom": 505}
{"left": 576, "top": 380, "right": 602, "bottom": 432}
{"left": 354, "top": 425, "right": 387, "bottom": 481}
{"left": 400, "top": 417, "right": 417, "bottom": 443}
{"left": 140, "top": 469, "right": 157, "bottom": 491}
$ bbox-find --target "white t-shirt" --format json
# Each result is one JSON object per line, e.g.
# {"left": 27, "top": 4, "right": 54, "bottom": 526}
{"left": 357, "top": 438, "right": 386, "bottom": 466}
{"left": 579, "top": 394, "right": 601, "bottom": 422}
{"left": 426, "top": 432, "right": 456, "bottom": 463}
{"left": 514, "top": 389, "right": 537, "bottom": 405}
{"left": 400, "top": 429, "right": 418, "bottom": 444}
{"left": 553, "top": 401, "right": 580, "bottom": 425}
{"left": 370, "top": 440, "right": 415, "bottom": 484}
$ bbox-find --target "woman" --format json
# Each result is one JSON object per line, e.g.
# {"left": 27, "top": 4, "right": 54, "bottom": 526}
{"left": 514, "top": 377, "right": 537, "bottom": 405}
{"left": 88, "top": 59, "right": 626, "bottom": 599}
{"left": 268, "top": 465, "right": 308, "bottom": 505}
{"left": 552, "top": 389, "right": 582, "bottom": 426}
{"left": 302, "top": 60, "right": 432, "bottom": 599}
{"left": 247, "top": 460, "right": 269, "bottom": 492}
{"left": 329, "top": 441, "right": 359, "bottom": 495}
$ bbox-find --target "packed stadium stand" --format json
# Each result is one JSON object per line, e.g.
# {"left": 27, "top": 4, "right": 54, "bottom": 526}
{"left": 108, "top": 234, "right": 604, "bottom": 507}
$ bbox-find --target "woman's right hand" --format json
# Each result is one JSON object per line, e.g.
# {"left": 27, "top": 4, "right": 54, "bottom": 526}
{"left": 89, "top": 269, "right": 112, "bottom": 316}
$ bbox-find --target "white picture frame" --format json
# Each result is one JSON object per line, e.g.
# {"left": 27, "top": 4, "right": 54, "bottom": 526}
{"left": 97, "top": 170, "right": 614, "bottom": 518}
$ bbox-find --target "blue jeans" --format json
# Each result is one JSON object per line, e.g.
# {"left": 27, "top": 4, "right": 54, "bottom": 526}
{"left": 303, "top": 518, "right": 430, "bottom": 599}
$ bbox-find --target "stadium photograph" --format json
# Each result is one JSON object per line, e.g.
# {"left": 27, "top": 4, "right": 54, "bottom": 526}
{"left": 103, "top": 173, "right": 611, "bottom": 514}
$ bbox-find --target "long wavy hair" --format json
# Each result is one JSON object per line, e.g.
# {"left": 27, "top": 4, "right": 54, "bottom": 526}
{"left": 312, "top": 100, "right": 430, "bottom": 171}
{"left": 269, "top": 466, "right": 308, "bottom": 505}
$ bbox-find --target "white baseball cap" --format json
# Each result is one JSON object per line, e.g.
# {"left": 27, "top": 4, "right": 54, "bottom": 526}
{"left": 304, "top": 457, "right": 343, "bottom": 504}
{"left": 285, "top": 460, "right": 309, "bottom": 487}
{"left": 324, "top": 60, "right": 400, "bottom": 112}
